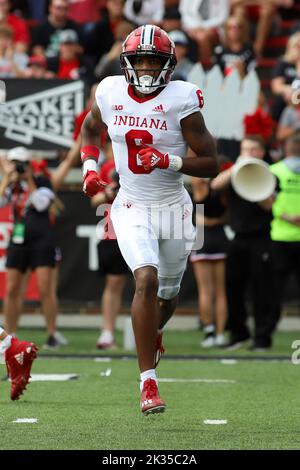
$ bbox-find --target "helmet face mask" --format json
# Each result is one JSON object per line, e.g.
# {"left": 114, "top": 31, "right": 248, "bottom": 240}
{"left": 120, "top": 25, "right": 177, "bottom": 94}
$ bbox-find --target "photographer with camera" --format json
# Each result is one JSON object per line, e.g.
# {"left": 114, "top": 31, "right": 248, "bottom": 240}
{"left": 90, "top": 139, "right": 130, "bottom": 349}
{"left": 0, "top": 146, "right": 59, "bottom": 346}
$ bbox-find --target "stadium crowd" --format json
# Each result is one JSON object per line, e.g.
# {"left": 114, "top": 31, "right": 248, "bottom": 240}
{"left": 0, "top": 0, "right": 300, "bottom": 354}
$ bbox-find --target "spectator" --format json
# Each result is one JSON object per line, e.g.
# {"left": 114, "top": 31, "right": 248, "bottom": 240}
{"left": 269, "top": 133, "right": 300, "bottom": 332}
{"left": 11, "top": 143, "right": 81, "bottom": 348}
{"left": 211, "top": 136, "right": 274, "bottom": 351}
{"left": 276, "top": 78, "right": 300, "bottom": 142}
{"left": 47, "top": 29, "right": 94, "bottom": 85}
{"left": 213, "top": 15, "right": 256, "bottom": 78}
{"left": 168, "top": 29, "right": 195, "bottom": 81}
{"left": 31, "top": 0, "right": 82, "bottom": 58}
{"left": 94, "top": 20, "right": 134, "bottom": 82}
{"left": 190, "top": 172, "right": 228, "bottom": 348}
{"left": 90, "top": 139, "right": 129, "bottom": 349}
{"left": 162, "top": 5, "right": 182, "bottom": 33}
{"left": 84, "top": 0, "right": 125, "bottom": 66}
{"left": 231, "top": 0, "right": 294, "bottom": 58}
{"left": 0, "top": 24, "right": 28, "bottom": 77}
{"left": 271, "top": 31, "right": 300, "bottom": 121}
{"left": 0, "top": 147, "right": 59, "bottom": 348}
{"left": 0, "top": 0, "right": 30, "bottom": 52}
{"left": 123, "top": 0, "right": 164, "bottom": 26}
{"left": 162, "top": 8, "right": 199, "bottom": 63}
{"left": 22, "top": 55, "right": 55, "bottom": 78}
{"left": 179, "top": 0, "right": 230, "bottom": 61}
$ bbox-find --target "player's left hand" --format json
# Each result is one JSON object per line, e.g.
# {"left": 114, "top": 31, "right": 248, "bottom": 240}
{"left": 138, "top": 146, "right": 169, "bottom": 171}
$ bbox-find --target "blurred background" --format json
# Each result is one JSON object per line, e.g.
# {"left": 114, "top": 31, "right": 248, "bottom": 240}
{"left": 0, "top": 0, "right": 299, "bottom": 351}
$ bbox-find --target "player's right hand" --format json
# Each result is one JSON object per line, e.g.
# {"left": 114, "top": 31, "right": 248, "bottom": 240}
{"left": 82, "top": 170, "right": 106, "bottom": 197}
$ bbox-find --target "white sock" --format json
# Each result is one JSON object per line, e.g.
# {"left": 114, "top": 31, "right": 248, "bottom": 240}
{"left": 140, "top": 369, "right": 157, "bottom": 391}
{"left": 0, "top": 334, "right": 13, "bottom": 352}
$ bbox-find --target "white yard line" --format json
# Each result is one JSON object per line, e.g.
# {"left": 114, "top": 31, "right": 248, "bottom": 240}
{"left": 13, "top": 418, "right": 38, "bottom": 424}
{"left": 158, "top": 378, "right": 236, "bottom": 383}
{"left": 29, "top": 374, "right": 79, "bottom": 382}
{"left": 94, "top": 358, "right": 112, "bottom": 362}
{"left": 204, "top": 419, "right": 227, "bottom": 425}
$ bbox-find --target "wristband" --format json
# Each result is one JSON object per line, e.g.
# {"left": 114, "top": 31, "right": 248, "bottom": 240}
{"left": 81, "top": 145, "right": 100, "bottom": 175}
{"left": 81, "top": 145, "right": 100, "bottom": 162}
{"left": 168, "top": 155, "right": 183, "bottom": 172}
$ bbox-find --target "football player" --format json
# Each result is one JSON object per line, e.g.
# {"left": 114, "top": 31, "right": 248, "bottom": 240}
{"left": 80, "top": 25, "right": 218, "bottom": 414}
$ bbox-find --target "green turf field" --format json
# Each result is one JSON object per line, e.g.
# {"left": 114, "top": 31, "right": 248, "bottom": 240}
{"left": 11, "top": 327, "right": 298, "bottom": 357}
{"left": 0, "top": 329, "right": 299, "bottom": 450}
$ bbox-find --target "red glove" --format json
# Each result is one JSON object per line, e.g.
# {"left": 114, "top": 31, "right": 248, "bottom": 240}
{"left": 82, "top": 170, "right": 106, "bottom": 197}
{"left": 138, "top": 147, "right": 169, "bottom": 171}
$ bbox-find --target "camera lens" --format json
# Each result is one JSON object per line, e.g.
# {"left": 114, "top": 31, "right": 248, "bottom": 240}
{"left": 15, "top": 162, "right": 27, "bottom": 174}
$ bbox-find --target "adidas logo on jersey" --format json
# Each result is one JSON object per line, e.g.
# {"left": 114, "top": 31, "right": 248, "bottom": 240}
{"left": 152, "top": 104, "right": 164, "bottom": 113}
{"left": 14, "top": 352, "right": 24, "bottom": 365}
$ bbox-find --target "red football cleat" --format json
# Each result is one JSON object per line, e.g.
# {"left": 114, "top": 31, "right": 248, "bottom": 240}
{"left": 5, "top": 338, "right": 38, "bottom": 401}
{"left": 154, "top": 331, "right": 165, "bottom": 368}
{"left": 140, "top": 378, "right": 166, "bottom": 415}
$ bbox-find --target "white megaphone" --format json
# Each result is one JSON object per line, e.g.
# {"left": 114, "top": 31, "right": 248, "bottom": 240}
{"left": 231, "top": 157, "right": 276, "bottom": 202}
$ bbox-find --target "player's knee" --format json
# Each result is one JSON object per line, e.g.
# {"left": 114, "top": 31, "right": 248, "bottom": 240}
{"left": 158, "top": 284, "right": 180, "bottom": 300}
{"left": 135, "top": 269, "right": 159, "bottom": 298}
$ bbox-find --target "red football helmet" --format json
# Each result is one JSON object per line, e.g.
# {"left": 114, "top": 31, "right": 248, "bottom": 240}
{"left": 120, "top": 25, "right": 177, "bottom": 94}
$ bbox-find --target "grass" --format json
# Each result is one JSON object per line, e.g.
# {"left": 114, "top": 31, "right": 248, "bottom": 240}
{"left": 14, "top": 328, "right": 299, "bottom": 357}
{"left": 0, "top": 328, "right": 299, "bottom": 450}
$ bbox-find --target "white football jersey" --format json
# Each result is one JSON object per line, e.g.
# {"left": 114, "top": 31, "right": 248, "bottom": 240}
{"left": 95, "top": 75, "right": 203, "bottom": 206}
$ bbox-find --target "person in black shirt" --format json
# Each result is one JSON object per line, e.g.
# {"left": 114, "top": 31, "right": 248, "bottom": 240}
{"left": 31, "top": 0, "right": 82, "bottom": 58}
{"left": 83, "top": 0, "right": 125, "bottom": 66}
{"left": 0, "top": 147, "right": 58, "bottom": 346}
{"left": 271, "top": 32, "right": 300, "bottom": 121}
{"left": 211, "top": 136, "right": 274, "bottom": 350}
{"left": 213, "top": 15, "right": 256, "bottom": 78}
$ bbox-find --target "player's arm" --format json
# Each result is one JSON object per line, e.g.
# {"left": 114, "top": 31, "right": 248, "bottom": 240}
{"left": 179, "top": 111, "right": 218, "bottom": 177}
{"left": 80, "top": 101, "right": 107, "bottom": 197}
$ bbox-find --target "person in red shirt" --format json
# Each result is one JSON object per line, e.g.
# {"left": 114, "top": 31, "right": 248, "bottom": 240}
{"left": 0, "top": 0, "right": 30, "bottom": 52}
{"left": 47, "top": 29, "right": 94, "bottom": 85}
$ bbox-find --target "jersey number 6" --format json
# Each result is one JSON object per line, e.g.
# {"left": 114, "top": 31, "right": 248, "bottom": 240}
{"left": 125, "top": 129, "right": 153, "bottom": 174}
